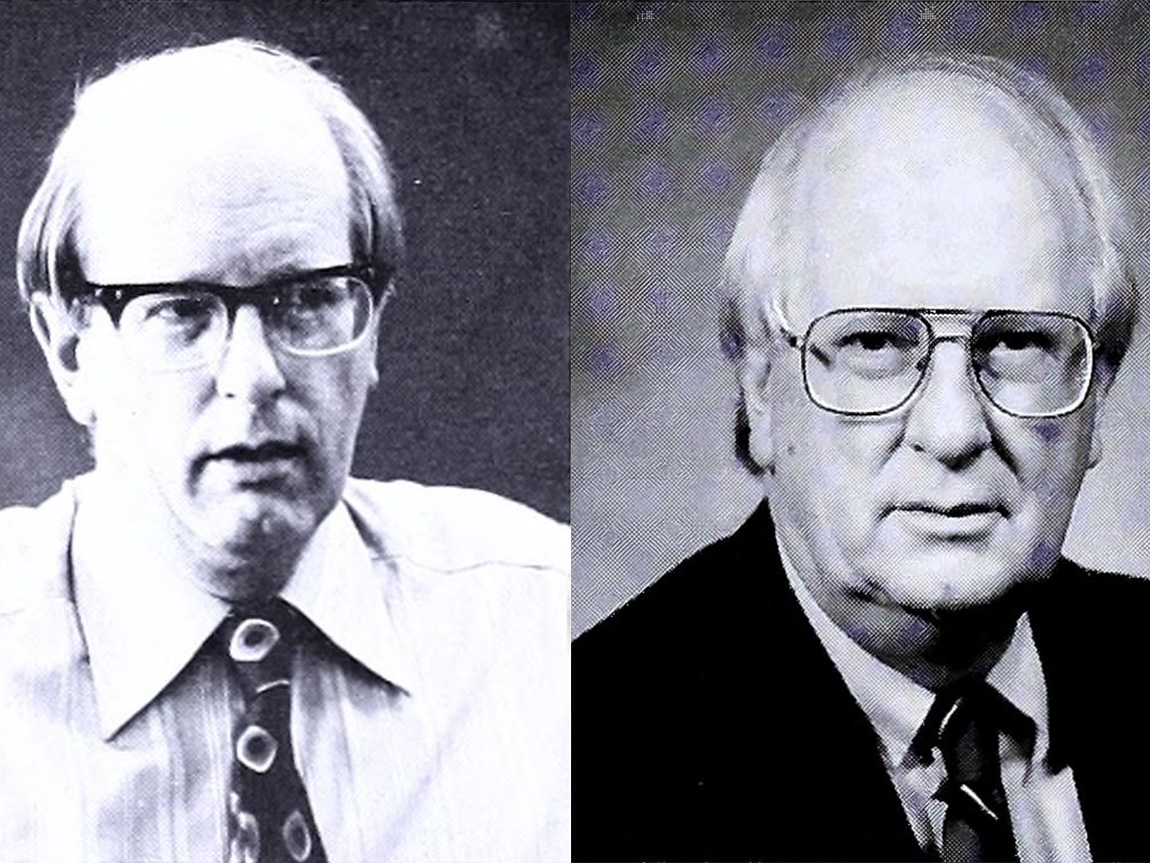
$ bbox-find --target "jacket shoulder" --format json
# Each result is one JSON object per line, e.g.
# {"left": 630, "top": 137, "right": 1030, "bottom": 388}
{"left": 342, "top": 477, "right": 569, "bottom": 577}
{"left": 1043, "top": 558, "right": 1150, "bottom": 635}
{"left": 1048, "top": 561, "right": 1150, "bottom": 616}
{"left": 576, "top": 528, "right": 746, "bottom": 658}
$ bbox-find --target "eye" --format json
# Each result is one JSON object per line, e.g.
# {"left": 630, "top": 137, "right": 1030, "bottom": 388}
{"left": 281, "top": 281, "right": 344, "bottom": 314}
{"left": 141, "top": 294, "right": 215, "bottom": 324}
{"left": 835, "top": 329, "right": 913, "bottom": 352}
{"left": 983, "top": 330, "right": 1055, "bottom": 352}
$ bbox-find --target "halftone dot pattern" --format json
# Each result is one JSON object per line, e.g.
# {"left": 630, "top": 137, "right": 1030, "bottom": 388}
{"left": 572, "top": 1, "right": 1150, "bottom": 637}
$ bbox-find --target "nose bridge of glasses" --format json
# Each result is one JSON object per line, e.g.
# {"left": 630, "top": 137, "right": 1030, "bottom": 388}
{"left": 221, "top": 294, "right": 277, "bottom": 348}
{"left": 919, "top": 308, "right": 980, "bottom": 340}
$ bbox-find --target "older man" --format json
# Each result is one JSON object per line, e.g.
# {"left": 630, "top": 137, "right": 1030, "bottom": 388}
{"left": 574, "top": 54, "right": 1146, "bottom": 862}
{"left": 0, "top": 39, "right": 568, "bottom": 862}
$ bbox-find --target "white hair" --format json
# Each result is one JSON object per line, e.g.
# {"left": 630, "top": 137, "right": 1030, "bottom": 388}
{"left": 720, "top": 52, "right": 1138, "bottom": 473}
{"left": 721, "top": 52, "right": 1137, "bottom": 371}
{"left": 17, "top": 38, "right": 403, "bottom": 304}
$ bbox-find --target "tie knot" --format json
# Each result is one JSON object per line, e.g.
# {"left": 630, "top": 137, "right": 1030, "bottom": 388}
{"left": 911, "top": 679, "right": 1036, "bottom": 772}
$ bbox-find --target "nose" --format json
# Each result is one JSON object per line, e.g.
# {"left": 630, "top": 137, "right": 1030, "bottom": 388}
{"left": 902, "top": 341, "right": 992, "bottom": 468}
{"left": 214, "top": 305, "right": 287, "bottom": 403}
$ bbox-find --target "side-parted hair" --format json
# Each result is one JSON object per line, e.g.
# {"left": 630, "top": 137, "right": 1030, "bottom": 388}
{"left": 720, "top": 52, "right": 1139, "bottom": 474}
{"left": 16, "top": 38, "right": 403, "bottom": 305}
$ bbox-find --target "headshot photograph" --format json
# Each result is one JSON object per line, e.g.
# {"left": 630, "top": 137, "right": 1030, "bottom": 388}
{"left": 573, "top": 3, "right": 1150, "bottom": 862}
{"left": 0, "top": 3, "right": 569, "bottom": 862}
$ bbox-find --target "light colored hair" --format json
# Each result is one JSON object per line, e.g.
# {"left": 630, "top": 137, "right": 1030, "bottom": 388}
{"left": 16, "top": 37, "right": 403, "bottom": 304}
{"left": 721, "top": 52, "right": 1139, "bottom": 472}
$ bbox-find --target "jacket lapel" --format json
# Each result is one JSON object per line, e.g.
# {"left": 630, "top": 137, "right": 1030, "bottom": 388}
{"left": 1030, "top": 561, "right": 1150, "bottom": 862}
{"left": 707, "top": 503, "right": 928, "bottom": 861}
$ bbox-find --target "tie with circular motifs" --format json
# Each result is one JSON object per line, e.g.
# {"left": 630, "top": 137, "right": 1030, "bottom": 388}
{"left": 221, "top": 599, "right": 328, "bottom": 863}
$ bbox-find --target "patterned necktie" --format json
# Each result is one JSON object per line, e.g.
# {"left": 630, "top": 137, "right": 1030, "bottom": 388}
{"left": 220, "top": 599, "right": 328, "bottom": 863}
{"left": 916, "top": 681, "right": 1033, "bottom": 863}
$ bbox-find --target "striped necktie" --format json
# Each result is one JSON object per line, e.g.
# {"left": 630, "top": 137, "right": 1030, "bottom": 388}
{"left": 913, "top": 681, "right": 1034, "bottom": 862}
{"left": 220, "top": 599, "right": 328, "bottom": 863}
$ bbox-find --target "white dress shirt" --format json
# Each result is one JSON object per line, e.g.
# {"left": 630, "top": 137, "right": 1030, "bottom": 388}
{"left": 780, "top": 544, "right": 1091, "bottom": 862}
{"left": 0, "top": 472, "right": 570, "bottom": 862}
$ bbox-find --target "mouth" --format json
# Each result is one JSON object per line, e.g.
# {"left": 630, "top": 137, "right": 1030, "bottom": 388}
{"left": 898, "top": 502, "right": 1007, "bottom": 517}
{"left": 886, "top": 501, "right": 1007, "bottom": 538}
{"left": 208, "top": 440, "right": 307, "bottom": 465}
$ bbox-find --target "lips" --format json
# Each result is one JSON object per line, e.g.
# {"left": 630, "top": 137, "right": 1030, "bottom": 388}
{"left": 210, "top": 440, "right": 306, "bottom": 463}
{"left": 885, "top": 499, "right": 1008, "bottom": 539}
{"left": 896, "top": 501, "right": 1007, "bottom": 517}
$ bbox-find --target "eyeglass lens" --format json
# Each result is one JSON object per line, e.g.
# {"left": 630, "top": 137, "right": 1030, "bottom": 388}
{"left": 802, "top": 309, "right": 1092, "bottom": 417}
{"left": 118, "top": 276, "right": 374, "bottom": 370}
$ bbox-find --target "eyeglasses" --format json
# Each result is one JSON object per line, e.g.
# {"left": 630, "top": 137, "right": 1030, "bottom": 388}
{"left": 72, "top": 264, "right": 390, "bottom": 371}
{"left": 778, "top": 307, "right": 1096, "bottom": 418}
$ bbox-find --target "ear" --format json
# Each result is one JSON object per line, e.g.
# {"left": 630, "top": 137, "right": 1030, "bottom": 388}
{"left": 364, "top": 281, "right": 395, "bottom": 390}
{"left": 29, "top": 294, "right": 95, "bottom": 427}
{"left": 1087, "top": 359, "right": 1117, "bottom": 469}
{"left": 738, "top": 343, "right": 776, "bottom": 473}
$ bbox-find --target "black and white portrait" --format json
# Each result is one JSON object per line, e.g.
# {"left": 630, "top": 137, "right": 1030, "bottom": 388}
{"left": 0, "top": 4, "right": 569, "bottom": 861}
{"left": 573, "top": 4, "right": 1150, "bottom": 862}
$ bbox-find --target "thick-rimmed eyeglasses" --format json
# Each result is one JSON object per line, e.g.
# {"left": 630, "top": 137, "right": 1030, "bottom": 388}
{"left": 778, "top": 307, "right": 1097, "bottom": 418}
{"left": 72, "top": 264, "right": 391, "bottom": 372}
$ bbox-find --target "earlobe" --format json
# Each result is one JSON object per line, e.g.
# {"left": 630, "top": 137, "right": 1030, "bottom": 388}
{"left": 29, "top": 294, "right": 95, "bottom": 427}
{"left": 739, "top": 346, "right": 775, "bottom": 473}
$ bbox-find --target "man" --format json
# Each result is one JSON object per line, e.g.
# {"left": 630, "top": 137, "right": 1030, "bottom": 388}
{"left": 574, "top": 53, "right": 1147, "bottom": 862}
{"left": 0, "top": 39, "right": 569, "bottom": 862}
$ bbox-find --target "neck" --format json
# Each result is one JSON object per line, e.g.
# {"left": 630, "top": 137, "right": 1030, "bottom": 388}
{"left": 813, "top": 575, "right": 1032, "bottom": 692}
{"left": 858, "top": 597, "right": 1025, "bottom": 691}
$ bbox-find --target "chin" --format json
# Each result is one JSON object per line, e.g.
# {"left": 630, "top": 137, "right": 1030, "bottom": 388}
{"left": 194, "top": 492, "right": 319, "bottom": 562}
{"left": 863, "top": 549, "right": 1025, "bottom": 614}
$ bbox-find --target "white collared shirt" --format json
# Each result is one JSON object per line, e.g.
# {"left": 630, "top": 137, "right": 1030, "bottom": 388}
{"left": 780, "top": 543, "right": 1091, "bottom": 862}
{"left": 0, "top": 472, "right": 570, "bottom": 862}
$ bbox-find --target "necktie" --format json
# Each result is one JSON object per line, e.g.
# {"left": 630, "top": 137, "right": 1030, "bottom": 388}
{"left": 220, "top": 599, "right": 328, "bottom": 863}
{"left": 914, "top": 681, "right": 1033, "bottom": 863}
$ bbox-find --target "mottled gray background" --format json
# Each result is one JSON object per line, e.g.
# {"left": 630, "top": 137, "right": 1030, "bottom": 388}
{"left": 572, "top": 1, "right": 1150, "bottom": 635}
{"left": 0, "top": 1, "right": 569, "bottom": 522}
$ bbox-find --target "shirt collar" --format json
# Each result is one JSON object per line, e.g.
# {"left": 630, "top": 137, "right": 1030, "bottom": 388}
{"left": 73, "top": 473, "right": 413, "bottom": 741}
{"left": 280, "top": 498, "right": 415, "bottom": 696}
{"left": 778, "top": 538, "right": 1050, "bottom": 768}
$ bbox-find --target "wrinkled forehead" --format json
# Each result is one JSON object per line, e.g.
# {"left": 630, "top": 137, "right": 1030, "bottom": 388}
{"left": 783, "top": 72, "right": 1095, "bottom": 321}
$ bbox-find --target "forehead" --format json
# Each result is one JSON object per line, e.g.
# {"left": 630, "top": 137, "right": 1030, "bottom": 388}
{"left": 787, "top": 73, "right": 1094, "bottom": 324}
{"left": 72, "top": 66, "right": 352, "bottom": 285}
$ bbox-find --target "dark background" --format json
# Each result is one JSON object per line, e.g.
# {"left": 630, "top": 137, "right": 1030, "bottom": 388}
{"left": 572, "top": 1, "right": 1150, "bottom": 634}
{"left": 0, "top": 1, "right": 569, "bottom": 522}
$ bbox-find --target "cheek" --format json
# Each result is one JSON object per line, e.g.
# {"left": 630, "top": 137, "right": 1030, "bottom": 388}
{"left": 86, "top": 357, "right": 205, "bottom": 467}
{"left": 771, "top": 400, "right": 903, "bottom": 537}
{"left": 299, "top": 355, "right": 373, "bottom": 455}
{"left": 1012, "top": 416, "right": 1093, "bottom": 508}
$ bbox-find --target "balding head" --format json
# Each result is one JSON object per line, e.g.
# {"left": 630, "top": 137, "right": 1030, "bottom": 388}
{"left": 723, "top": 56, "right": 1136, "bottom": 442}
{"left": 17, "top": 38, "right": 403, "bottom": 307}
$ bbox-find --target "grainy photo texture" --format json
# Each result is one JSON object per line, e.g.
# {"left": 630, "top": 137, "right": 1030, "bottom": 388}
{"left": 573, "top": 3, "right": 1150, "bottom": 861}
{"left": 0, "top": 4, "right": 569, "bottom": 861}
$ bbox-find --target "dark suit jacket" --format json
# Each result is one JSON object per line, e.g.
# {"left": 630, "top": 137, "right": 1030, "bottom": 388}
{"left": 574, "top": 502, "right": 1150, "bottom": 862}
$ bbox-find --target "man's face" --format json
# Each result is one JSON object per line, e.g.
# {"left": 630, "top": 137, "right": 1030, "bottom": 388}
{"left": 748, "top": 82, "right": 1106, "bottom": 652}
{"left": 63, "top": 94, "right": 379, "bottom": 590}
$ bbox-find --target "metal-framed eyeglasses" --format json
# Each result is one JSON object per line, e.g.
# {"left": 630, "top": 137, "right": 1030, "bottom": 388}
{"left": 777, "top": 307, "right": 1097, "bottom": 418}
{"left": 71, "top": 263, "right": 391, "bottom": 372}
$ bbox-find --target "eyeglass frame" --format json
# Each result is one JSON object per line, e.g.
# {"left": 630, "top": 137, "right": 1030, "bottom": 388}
{"left": 67, "top": 262, "right": 393, "bottom": 359}
{"left": 775, "top": 306, "right": 1099, "bottom": 419}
